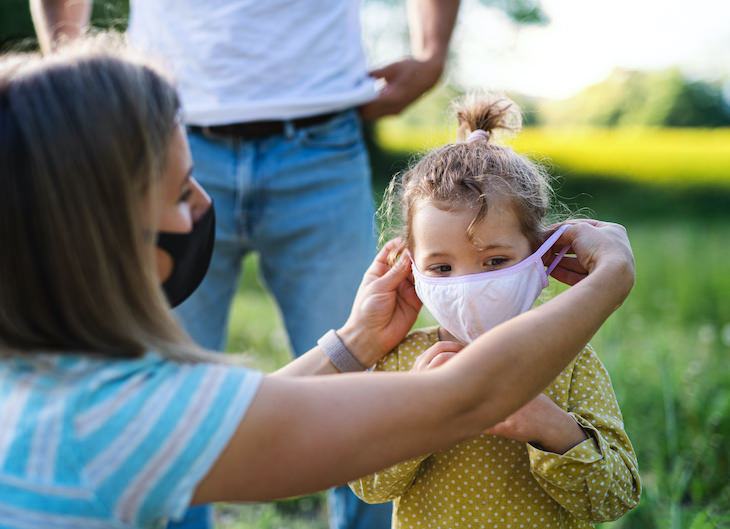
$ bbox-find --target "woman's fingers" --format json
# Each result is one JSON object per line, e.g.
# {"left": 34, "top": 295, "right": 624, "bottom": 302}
{"left": 371, "top": 251, "right": 411, "bottom": 293}
{"left": 362, "top": 238, "right": 405, "bottom": 285}
{"left": 540, "top": 220, "right": 634, "bottom": 292}
{"left": 549, "top": 255, "right": 584, "bottom": 273}
{"left": 548, "top": 266, "right": 588, "bottom": 286}
{"left": 544, "top": 253, "right": 589, "bottom": 285}
{"left": 396, "top": 273, "right": 422, "bottom": 312}
{"left": 549, "top": 220, "right": 633, "bottom": 270}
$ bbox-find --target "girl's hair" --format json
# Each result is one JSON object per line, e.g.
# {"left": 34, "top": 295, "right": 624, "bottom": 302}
{"left": 381, "top": 93, "right": 554, "bottom": 256}
{"left": 0, "top": 35, "right": 221, "bottom": 363}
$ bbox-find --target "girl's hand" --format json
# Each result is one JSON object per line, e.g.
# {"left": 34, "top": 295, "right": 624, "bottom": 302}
{"left": 338, "top": 239, "right": 423, "bottom": 367}
{"left": 484, "top": 394, "right": 588, "bottom": 454}
{"left": 542, "top": 220, "right": 635, "bottom": 295}
{"left": 411, "top": 341, "right": 464, "bottom": 371}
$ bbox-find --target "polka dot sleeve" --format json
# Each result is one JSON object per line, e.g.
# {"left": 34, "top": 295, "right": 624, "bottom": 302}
{"left": 527, "top": 347, "right": 642, "bottom": 522}
{"left": 349, "top": 332, "right": 434, "bottom": 504}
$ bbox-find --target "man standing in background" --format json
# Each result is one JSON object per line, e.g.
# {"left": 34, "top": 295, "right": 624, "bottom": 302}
{"left": 31, "top": 1, "right": 459, "bottom": 528}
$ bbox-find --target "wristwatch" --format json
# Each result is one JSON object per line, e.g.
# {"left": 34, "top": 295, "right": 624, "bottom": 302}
{"left": 317, "top": 329, "right": 367, "bottom": 372}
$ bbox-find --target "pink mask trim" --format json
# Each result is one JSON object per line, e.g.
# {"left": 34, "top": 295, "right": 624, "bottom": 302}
{"left": 410, "top": 224, "right": 569, "bottom": 288}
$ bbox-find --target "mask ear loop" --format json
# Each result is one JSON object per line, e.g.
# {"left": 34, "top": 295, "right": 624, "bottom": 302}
{"left": 405, "top": 250, "right": 417, "bottom": 270}
{"left": 536, "top": 225, "right": 570, "bottom": 280}
{"left": 546, "top": 245, "right": 570, "bottom": 277}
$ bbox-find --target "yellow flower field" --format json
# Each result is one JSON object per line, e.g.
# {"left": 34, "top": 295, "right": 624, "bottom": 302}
{"left": 376, "top": 121, "right": 730, "bottom": 188}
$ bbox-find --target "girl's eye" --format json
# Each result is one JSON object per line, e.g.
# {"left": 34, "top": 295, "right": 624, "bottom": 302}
{"left": 429, "top": 264, "right": 452, "bottom": 274}
{"left": 485, "top": 257, "right": 508, "bottom": 267}
{"left": 178, "top": 188, "right": 192, "bottom": 203}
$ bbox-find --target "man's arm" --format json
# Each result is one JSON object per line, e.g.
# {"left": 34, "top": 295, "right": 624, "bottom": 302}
{"left": 30, "top": 0, "right": 91, "bottom": 53}
{"left": 360, "top": 0, "right": 460, "bottom": 120}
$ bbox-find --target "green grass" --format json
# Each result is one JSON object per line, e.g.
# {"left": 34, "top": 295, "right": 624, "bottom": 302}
{"left": 217, "top": 216, "right": 730, "bottom": 528}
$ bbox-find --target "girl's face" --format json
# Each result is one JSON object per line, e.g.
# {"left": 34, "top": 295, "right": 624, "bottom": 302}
{"left": 411, "top": 199, "right": 532, "bottom": 277}
{"left": 154, "top": 125, "right": 212, "bottom": 282}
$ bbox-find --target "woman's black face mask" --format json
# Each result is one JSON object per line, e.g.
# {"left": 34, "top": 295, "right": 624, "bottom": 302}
{"left": 156, "top": 204, "right": 215, "bottom": 307}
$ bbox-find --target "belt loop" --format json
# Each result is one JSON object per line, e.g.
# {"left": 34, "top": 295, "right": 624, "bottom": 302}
{"left": 283, "top": 120, "right": 295, "bottom": 140}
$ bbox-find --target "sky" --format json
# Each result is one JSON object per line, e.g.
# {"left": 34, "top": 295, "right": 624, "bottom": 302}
{"left": 362, "top": 0, "right": 730, "bottom": 100}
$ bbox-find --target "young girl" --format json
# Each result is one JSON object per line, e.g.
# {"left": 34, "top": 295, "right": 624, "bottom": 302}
{"left": 350, "top": 95, "right": 641, "bottom": 528}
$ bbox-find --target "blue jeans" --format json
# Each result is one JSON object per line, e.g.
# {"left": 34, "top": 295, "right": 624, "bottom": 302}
{"left": 169, "top": 110, "right": 392, "bottom": 529}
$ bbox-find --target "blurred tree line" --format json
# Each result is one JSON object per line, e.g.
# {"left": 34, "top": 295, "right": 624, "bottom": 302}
{"left": 395, "top": 69, "right": 730, "bottom": 131}
{"left": 539, "top": 68, "right": 730, "bottom": 128}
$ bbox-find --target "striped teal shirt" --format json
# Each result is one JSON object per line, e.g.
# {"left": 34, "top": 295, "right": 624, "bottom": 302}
{"left": 0, "top": 352, "right": 263, "bottom": 529}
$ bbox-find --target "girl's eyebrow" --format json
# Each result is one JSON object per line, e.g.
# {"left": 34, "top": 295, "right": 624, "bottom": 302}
{"left": 423, "top": 251, "right": 452, "bottom": 259}
{"left": 482, "top": 243, "right": 514, "bottom": 251}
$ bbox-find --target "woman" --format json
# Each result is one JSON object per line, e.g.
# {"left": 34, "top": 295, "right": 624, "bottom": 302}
{"left": 0, "top": 40, "right": 635, "bottom": 528}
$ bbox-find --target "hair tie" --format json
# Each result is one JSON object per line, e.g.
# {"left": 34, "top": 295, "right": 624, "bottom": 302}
{"left": 466, "top": 129, "right": 490, "bottom": 143}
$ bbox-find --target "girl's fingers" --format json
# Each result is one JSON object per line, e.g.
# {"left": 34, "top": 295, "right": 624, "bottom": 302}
{"left": 428, "top": 352, "right": 457, "bottom": 369}
{"left": 412, "top": 341, "right": 463, "bottom": 371}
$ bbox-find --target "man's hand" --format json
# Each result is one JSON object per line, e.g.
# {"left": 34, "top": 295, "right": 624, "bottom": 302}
{"left": 360, "top": 0, "right": 459, "bottom": 120}
{"left": 359, "top": 56, "right": 444, "bottom": 120}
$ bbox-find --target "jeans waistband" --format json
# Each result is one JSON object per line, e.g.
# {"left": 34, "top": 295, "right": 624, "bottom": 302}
{"left": 188, "top": 111, "right": 340, "bottom": 141}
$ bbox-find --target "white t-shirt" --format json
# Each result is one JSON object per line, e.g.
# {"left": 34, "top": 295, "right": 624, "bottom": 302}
{"left": 128, "top": 0, "right": 377, "bottom": 125}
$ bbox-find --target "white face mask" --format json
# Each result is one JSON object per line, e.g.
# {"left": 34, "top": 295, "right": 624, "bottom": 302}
{"left": 411, "top": 225, "right": 569, "bottom": 344}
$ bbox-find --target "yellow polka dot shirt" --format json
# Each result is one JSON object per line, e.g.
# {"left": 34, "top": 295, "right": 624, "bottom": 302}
{"left": 350, "top": 328, "right": 641, "bottom": 528}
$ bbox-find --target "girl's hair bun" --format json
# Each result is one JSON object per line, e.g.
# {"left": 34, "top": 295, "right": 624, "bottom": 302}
{"left": 454, "top": 92, "right": 522, "bottom": 142}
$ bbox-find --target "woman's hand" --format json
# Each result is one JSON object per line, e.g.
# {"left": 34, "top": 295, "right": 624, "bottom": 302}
{"left": 484, "top": 394, "right": 588, "bottom": 454}
{"left": 411, "top": 341, "right": 463, "bottom": 371}
{"left": 542, "top": 220, "right": 635, "bottom": 295}
{"left": 338, "top": 239, "right": 423, "bottom": 367}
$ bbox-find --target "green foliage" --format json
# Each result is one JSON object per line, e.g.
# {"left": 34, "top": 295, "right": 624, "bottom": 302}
{"left": 541, "top": 68, "right": 730, "bottom": 128}
{"left": 0, "top": 0, "right": 35, "bottom": 50}
{"left": 0, "top": 0, "right": 129, "bottom": 50}
{"left": 476, "top": 0, "right": 548, "bottom": 26}
{"left": 217, "top": 501, "right": 327, "bottom": 529}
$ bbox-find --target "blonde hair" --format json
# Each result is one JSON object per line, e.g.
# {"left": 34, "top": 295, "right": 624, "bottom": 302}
{"left": 381, "top": 93, "right": 554, "bottom": 257}
{"left": 0, "top": 36, "right": 222, "bottom": 363}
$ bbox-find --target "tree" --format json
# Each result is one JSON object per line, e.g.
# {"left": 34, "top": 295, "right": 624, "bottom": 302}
{"left": 541, "top": 68, "right": 730, "bottom": 128}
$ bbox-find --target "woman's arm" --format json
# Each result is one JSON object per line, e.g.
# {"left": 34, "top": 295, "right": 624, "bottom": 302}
{"left": 193, "top": 220, "right": 634, "bottom": 502}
